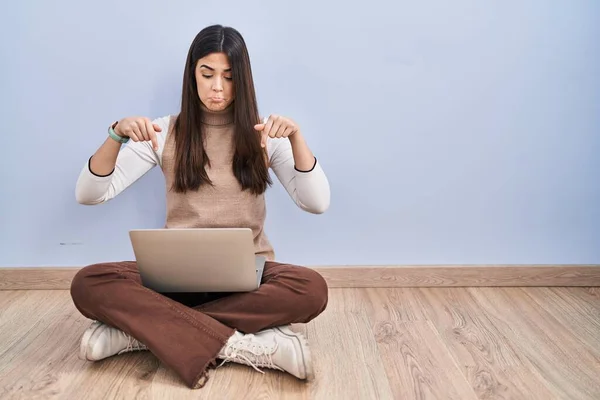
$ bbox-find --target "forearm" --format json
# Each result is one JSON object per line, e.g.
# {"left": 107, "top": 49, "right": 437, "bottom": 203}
{"left": 89, "top": 137, "right": 122, "bottom": 176}
{"left": 289, "top": 132, "right": 316, "bottom": 171}
{"left": 269, "top": 135, "right": 330, "bottom": 214}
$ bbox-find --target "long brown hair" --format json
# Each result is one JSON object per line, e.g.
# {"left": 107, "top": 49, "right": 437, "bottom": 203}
{"left": 173, "top": 25, "right": 271, "bottom": 195}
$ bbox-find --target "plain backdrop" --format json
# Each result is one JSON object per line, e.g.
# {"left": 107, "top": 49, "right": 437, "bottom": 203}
{"left": 1, "top": 0, "right": 599, "bottom": 267}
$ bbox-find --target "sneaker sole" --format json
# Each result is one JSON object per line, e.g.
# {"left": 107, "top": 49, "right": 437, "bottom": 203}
{"left": 274, "top": 326, "right": 314, "bottom": 381}
{"left": 79, "top": 321, "right": 104, "bottom": 361}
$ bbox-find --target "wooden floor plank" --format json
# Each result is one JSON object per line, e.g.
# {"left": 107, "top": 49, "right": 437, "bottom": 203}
{"left": 469, "top": 287, "right": 600, "bottom": 400}
{"left": 587, "top": 287, "right": 600, "bottom": 298}
{"left": 0, "top": 291, "right": 53, "bottom": 332}
{"left": 417, "top": 288, "right": 558, "bottom": 400}
{"left": 556, "top": 287, "right": 600, "bottom": 322}
{"left": 322, "top": 287, "right": 367, "bottom": 314}
{"left": 77, "top": 353, "right": 159, "bottom": 400}
{"left": 363, "top": 289, "right": 478, "bottom": 400}
{"left": 302, "top": 289, "right": 395, "bottom": 400}
{"left": 0, "top": 290, "right": 28, "bottom": 312}
{"left": 525, "top": 287, "right": 600, "bottom": 357}
{"left": 0, "top": 291, "right": 68, "bottom": 375}
{"left": 377, "top": 319, "right": 478, "bottom": 400}
{"left": 0, "top": 292, "right": 86, "bottom": 398}
{"left": 361, "top": 287, "right": 429, "bottom": 322}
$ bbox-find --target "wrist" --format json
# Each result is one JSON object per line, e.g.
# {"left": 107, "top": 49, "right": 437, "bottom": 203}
{"left": 111, "top": 121, "right": 126, "bottom": 138}
{"left": 108, "top": 121, "right": 129, "bottom": 144}
{"left": 289, "top": 130, "right": 304, "bottom": 145}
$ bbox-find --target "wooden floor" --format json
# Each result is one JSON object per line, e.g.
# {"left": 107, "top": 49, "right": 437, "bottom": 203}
{"left": 0, "top": 288, "right": 599, "bottom": 399}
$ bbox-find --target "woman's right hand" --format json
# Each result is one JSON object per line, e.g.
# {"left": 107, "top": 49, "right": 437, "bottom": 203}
{"left": 114, "top": 117, "right": 162, "bottom": 151}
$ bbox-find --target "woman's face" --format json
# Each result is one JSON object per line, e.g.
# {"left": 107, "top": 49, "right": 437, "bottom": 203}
{"left": 195, "top": 52, "right": 235, "bottom": 111}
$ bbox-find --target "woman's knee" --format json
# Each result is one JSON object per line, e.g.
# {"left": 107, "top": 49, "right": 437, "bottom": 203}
{"left": 293, "top": 266, "right": 329, "bottom": 317}
{"left": 70, "top": 263, "right": 119, "bottom": 310}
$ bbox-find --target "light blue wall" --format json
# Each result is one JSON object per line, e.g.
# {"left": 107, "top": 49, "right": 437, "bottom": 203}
{"left": 1, "top": 0, "right": 598, "bottom": 267}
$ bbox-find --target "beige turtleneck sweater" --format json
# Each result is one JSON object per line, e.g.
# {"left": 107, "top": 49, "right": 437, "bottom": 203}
{"left": 75, "top": 106, "right": 330, "bottom": 260}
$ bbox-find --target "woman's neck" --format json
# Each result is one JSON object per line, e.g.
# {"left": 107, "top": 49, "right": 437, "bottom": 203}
{"left": 200, "top": 103, "right": 234, "bottom": 126}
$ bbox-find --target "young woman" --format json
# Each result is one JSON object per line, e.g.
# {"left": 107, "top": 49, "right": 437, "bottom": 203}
{"left": 71, "top": 24, "right": 330, "bottom": 389}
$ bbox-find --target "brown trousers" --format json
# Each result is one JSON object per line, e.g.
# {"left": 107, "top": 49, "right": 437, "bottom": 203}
{"left": 70, "top": 261, "right": 328, "bottom": 388}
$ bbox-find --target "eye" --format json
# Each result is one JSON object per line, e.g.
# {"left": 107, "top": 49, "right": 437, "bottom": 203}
{"left": 224, "top": 76, "right": 233, "bottom": 81}
{"left": 201, "top": 74, "right": 213, "bottom": 79}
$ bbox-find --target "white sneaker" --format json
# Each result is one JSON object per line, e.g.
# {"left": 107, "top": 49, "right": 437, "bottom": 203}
{"left": 79, "top": 321, "right": 148, "bottom": 361}
{"left": 218, "top": 326, "right": 314, "bottom": 380}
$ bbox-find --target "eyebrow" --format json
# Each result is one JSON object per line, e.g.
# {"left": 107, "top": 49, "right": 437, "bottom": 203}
{"left": 199, "top": 64, "right": 231, "bottom": 72}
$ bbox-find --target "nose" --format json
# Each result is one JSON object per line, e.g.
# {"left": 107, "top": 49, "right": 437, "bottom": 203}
{"left": 212, "top": 77, "right": 224, "bottom": 92}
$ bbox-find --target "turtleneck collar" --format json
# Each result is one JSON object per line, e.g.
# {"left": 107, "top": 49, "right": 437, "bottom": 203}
{"left": 200, "top": 103, "right": 234, "bottom": 126}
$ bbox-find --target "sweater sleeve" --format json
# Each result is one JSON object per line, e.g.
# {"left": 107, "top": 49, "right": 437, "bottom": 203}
{"left": 75, "top": 116, "right": 170, "bottom": 205}
{"left": 267, "top": 137, "right": 330, "bottom": 214}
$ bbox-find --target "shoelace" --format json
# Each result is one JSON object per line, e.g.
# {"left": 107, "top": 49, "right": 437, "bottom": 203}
{"left": 119, "top": 335, "right": 148, "bottom": 354}
{"left": 218, "top": 334, "right": 280, "bottom": 374}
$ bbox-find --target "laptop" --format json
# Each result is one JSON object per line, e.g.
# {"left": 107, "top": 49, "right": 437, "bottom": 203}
{"left": 128, "top": 228, "right": 266, "bottom": 293}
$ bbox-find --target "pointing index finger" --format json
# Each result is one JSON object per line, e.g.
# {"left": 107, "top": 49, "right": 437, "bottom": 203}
{"left": 261, "top": 130, "right": 268, "bottom": 148}
{"left": 145, "top": 119, "right": 159, "bottom": 151}
{"left": 259, "top": 116, "right": 269, "bottom": 148}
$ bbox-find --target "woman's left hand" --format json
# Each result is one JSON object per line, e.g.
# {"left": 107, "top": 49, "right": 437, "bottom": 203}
{"left": 254, "top": 115, "right": 300, "bottom": 148}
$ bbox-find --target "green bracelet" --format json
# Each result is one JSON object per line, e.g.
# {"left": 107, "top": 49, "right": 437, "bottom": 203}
{"left": 108, "top": 122, "right": 129, "bottom": 144}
